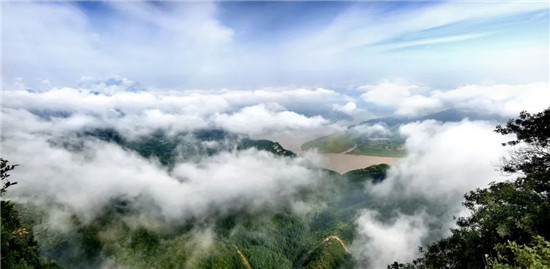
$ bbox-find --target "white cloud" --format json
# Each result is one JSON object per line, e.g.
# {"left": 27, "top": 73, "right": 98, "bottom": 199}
{"left": 359, "top": 80, "right": 421, "bottom": 106}
{"left": 396, "top": 95, "right": 443, "bottom": 116}
{"left": 332, "top": 101, "right": 357, "bottom": 115}
{"left": 293, "top": 1, "right": 546, "bottom": 55}
{"left": 2, "top": 84, "right": 341, "bottom": 138}
{"left": 349, "top": 123, "right": 392, "bottom": 138}
{"left": 380, "top": 33, "right": 491, "bottom": 50}
{"left": 380, "top": 120, "right": 508, "bottom": 197}
{"left": 2, "top": 2, "right": 234, "bottom": 88}
{"left": 352, "top": 210, "right": 429, "bottom": 268}
{"left": 2, "top": 132, "right": 320, "bottom": 223}
{"left": 358, "top": 81, "right": 549, "bottom": 118}
{"left": 3, "top": 2, "right": 546, "bottom": 89}
{"left": 212, "top": 103, "right": 328, "bottom": 136}
{"left": 352, "top": 119, "right": 511, "bottom": 266}
{"left": 433, "top": 82, "right": 550, "bottom": 117}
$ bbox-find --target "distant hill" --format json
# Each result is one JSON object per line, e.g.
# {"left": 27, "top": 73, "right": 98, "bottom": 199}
{"left": 359, "top": 108, "right": 502, "bottom": 127}
{"left": 23, "top": 146, "right": 392, "bottom": 269}
{"left": 64, "top": 128, "right": 296, "bottom": 167}
{"left": 302, "top": 108, "right": 503, "bottom": 156}
{"left": 31, "top": 125, "right": 404, "bottom": 269}
{"left": 343, "top": 163, "right": 390, "bottom": 184}
{"left": 301, "top": 133, "right": 405, "bottom": 157}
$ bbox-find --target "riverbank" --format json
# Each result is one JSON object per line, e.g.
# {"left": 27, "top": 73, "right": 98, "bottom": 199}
{"left": 314, "top": 153, "right": 399, "bottom": 174}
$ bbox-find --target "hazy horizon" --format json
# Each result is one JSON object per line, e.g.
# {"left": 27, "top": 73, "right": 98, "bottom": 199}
{"left": 2, "top": 1, "right": 549, "bottom": 268}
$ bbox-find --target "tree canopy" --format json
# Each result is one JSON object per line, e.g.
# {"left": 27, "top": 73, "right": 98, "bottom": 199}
{"left": 1, "top": 158, "right": 59, "bottom": 269}
{"left": 390, "top": 107, "right": 550, "bottom": 269}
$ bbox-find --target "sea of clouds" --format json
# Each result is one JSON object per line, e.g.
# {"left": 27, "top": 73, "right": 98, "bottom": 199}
{"left": 2, "top": 77, "right": 549, "bottom": 267}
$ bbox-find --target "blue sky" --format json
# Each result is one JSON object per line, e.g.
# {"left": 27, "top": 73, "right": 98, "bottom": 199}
{"left": 2, "top": 1, "right": 549, "bottom": 90}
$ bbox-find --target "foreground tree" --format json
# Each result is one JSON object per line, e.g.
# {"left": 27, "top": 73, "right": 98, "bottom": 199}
{"left": 1, "top": 158, "right": 59, "bottom": 269}
{"left": 390, "top": 107, "right": 550, "bottom": 268}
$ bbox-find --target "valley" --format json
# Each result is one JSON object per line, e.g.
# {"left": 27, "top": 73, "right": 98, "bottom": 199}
{"left": 310, "top": 153, "right": 398, "bottom": 174}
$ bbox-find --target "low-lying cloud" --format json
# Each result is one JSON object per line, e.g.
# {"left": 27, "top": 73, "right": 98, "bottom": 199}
{"left": 2, "top": 84, "right": 340, "bottom": 225}
{"left": 2, "top": 82, "right": 346, "bottom": 139}
{"left": 352, "top": 210, "right": 429, "bottom": 269}
{"left": 3, "top": 131, "right": 321, "bottom": 224}
{"left": 352, "top": 119, "right": 511, "bottom": 267}
{"left": 2, "top": 78, "right": 548, "bottom": 267}
{"left": 360, "top": 80, "right": 549, "bottom": 118}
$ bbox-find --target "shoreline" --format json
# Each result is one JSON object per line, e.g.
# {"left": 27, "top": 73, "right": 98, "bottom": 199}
{"left": 311, "top": 153, "right": 399, "bottom": 174}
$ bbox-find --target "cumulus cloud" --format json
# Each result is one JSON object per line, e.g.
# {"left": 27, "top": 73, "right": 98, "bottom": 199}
{"left": 3, "top": 2, "right": 546, "bottom": 89}
{"left": 2, "top": 2, "right": 234, "bottom": 88}
{"left": 433, "top": 82, "right": 550, "bottom": 117}
{"left": 1, "top": 80, "right": 342, "bottom": 225}
{"left": 385, "top": 120, "right": 507, "bottom": 197}
{"left": 352, "top": 210, "right": 429, "bottom": 269}
{"left": 2, "top": 83, "right": 344, "bottom": 138}
{"left": 352, "top": 119, "right": 511, "bottom": 267}
{"left": 359, "top": 80, "right": 423, "bottom": 106}
{"left": 212, "top": 103, "right": 328, "bottom": 136}
{"left": 358, "top": 80, "right": 549, "bottom": 118}
{"left": 2, "top": 77, "right": 548, "bottom": 267}
{"left": 395, "top": 95, "right": 444, "bottom": 117}
{"left": 349, "top": 123, "right": 393, "bottom": 138}
{"left": 358, "top": 80, "right": 444, "bottom": 117}
{"left": 332, "top": 101, "right": 358, "bottom": 115}
{"left": 2, "top": 131, "right": 321, "bottom": 223}
{"left": 77, "top": 76, "right": 145, "bottom": 94}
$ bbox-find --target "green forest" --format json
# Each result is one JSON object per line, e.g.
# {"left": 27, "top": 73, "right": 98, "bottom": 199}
{"left": 301, "top": 133, "right": 405, "bottom": 158}
{"left": 2, "top": 108, "right": 549, "bottom": 268}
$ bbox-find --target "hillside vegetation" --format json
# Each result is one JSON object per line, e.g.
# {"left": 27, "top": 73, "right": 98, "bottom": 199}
{"left": 3, "top": 128, "right": 393, "bottom": 268}
{"left": 301, "top": 133, "right": 405, "bottom": 157}
{"left": 391, "top": 108, "right": 550, "bottom": 268}
{"left": 3, "top": 108, "right": 548, "bottom": 268}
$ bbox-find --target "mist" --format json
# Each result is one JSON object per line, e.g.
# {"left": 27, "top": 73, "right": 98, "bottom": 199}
{"left": 351, "top": 119, "right": 511, "bottom": 267}
{"left": 1, "top": 80, "right": 546, "bottom": 267}
{"left": 2, "top": 1, "right": 548, "bottom": 267}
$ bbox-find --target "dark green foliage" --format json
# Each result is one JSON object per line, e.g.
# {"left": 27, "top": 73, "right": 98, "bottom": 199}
{"left": 2, "top": 201, "right": 47, "bottom": 268}
{"left": 79, "top": 128, "right": 297, "bottom": 168}
{"left": 127, "top": 131, "right": 179, "bottom": 166}
{"left": 495, "top": 108, "right": 550, "bottom": 148}
{"left": 343, "top": 163, "right": 390, "bottom": 184}
{"left": 487, "top": 235, "right": 550, "bottom": 268}
{"left": 309, "top": 164, "right": 392, "bottom": 245}
{"left": 302, "top": 236, "right": 352, "bottom": 269}
{"left": 13, "top": 129, "right": 400, "bottom": 268}
{"left": 392, "top": 107, "right": 550, "bottom": 268}
{"left": 83, "top": 128, "right": 124, "bottom": 144}
{"left": 1, "top": 158, "right": 60, "bottom": 269}
{"left": 129, "top": 228, "right": 160, "bottom": 254}
{"left": 244, "top": 245, "right": 293, "bottom": 269}
{"left": 239, "top": 138, "right": 296, "bottom": 157}
{"left": 1, "top": 158, "right": 18, "bottom": 194}
{"left": 24, "top": 163, "right": 390, "bottom": 269}
{"left": 302, "top": 238, "right": 351, "bottom": 269}
{"left": 495, "top": 107, "right": 550, "bottom": 177}
{"left": 194, "top": 129, "right": 232, "bottom": 141}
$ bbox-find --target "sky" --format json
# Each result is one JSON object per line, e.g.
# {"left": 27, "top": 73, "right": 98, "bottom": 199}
{"left": 2, "top": 1, "right": 550, "bottom": 267}
{"left": 2, "top": 1, "right": 549, "bottom": 91}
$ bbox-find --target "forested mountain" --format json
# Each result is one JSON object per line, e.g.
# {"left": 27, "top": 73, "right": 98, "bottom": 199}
{"left": 391, "top": 108, "right": 550, "bottom": 268}
{"left": 301, "top": 108, "right": 503, "bottom": 157}
{"left": 1, "top": 159, "right": 59, "bottom": 268}
{"left": 2, "top": 108, "right": 549, "bottom": 268}
{"left": 359, "top": 108, "right": 502, "bottom": 127}
{"left": 2, "top": 128, "right": 391, "bottom": 268}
